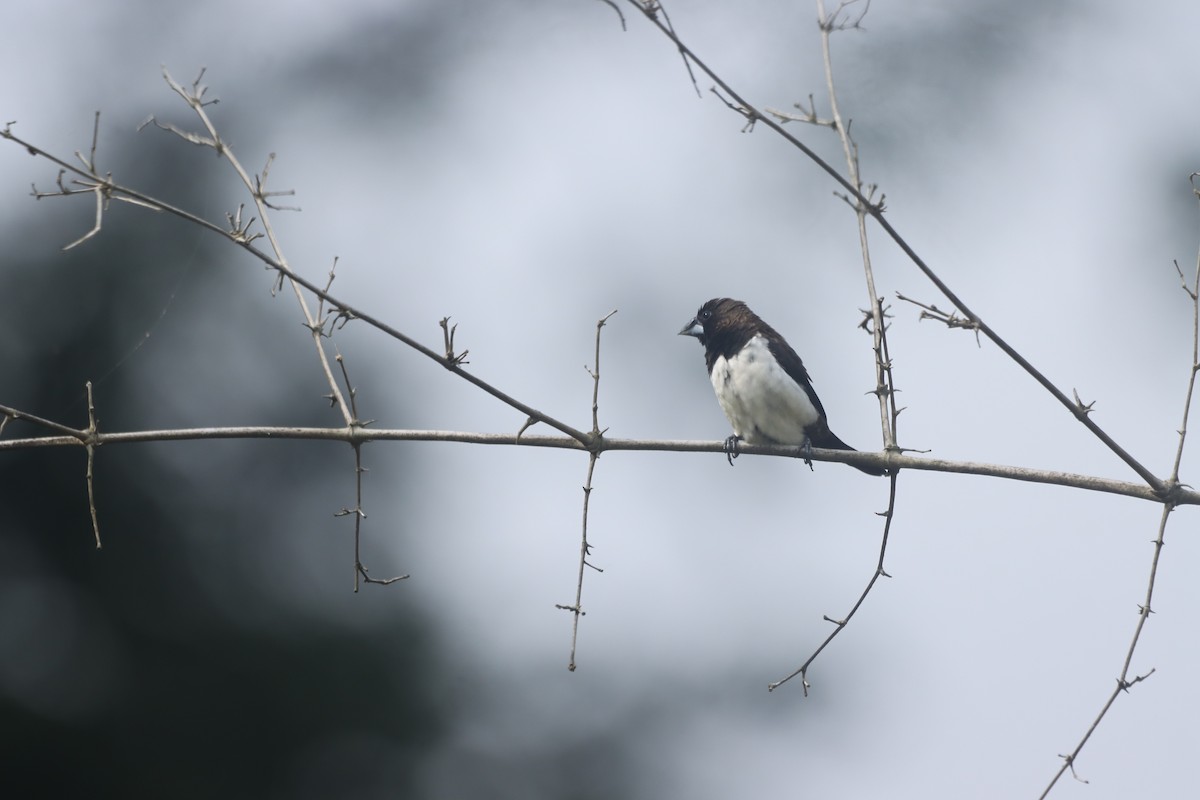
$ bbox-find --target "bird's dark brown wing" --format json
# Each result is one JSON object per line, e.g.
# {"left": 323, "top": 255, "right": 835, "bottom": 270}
{"left": 760, "top": 322, "right": 829, "bottom": 421}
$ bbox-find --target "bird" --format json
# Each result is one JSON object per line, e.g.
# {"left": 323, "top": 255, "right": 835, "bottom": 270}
{"left": 679, "top": 297, "right": 884, "bottom": 476}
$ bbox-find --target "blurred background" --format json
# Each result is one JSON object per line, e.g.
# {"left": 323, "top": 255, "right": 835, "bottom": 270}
{"left": 2, "top": 1, "right": 1199, "bottom": 797}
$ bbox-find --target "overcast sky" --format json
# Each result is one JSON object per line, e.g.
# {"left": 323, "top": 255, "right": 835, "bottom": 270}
{"left": 4, "top": 1, "right": 1200, "bottom": 797}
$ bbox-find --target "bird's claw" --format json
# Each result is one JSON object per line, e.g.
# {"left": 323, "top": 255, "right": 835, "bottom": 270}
{"left": 800, "top": 439, "right": 815, "bottom": 472}
{"left": 724, "top": 434, "right": 743, "bottom": 466}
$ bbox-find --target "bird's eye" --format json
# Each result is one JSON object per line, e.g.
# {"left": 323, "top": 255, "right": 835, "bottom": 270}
{"left": 699, "top": 309, "right": 711, "bottom": 321}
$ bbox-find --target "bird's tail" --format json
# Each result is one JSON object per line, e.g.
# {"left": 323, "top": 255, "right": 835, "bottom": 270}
{"left": 810, "top": 428, "right": 886, "bottom": 476}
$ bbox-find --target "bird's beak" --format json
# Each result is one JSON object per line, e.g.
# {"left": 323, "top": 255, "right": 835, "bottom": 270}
{"left": 679, "top": 317, "right": 703, "bottom": 338}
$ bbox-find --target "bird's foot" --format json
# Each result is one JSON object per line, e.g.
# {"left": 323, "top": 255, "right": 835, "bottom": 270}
{"left": 800, "top": 438, "right": 815, "bottom": 472}
{"left": 724, "top": 434, "right": 743, "bottom": 466}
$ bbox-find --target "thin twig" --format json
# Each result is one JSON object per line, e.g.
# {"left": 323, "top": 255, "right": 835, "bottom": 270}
{"left": 1038, "top": 197, "right": 1200, "bottom": 798}
{"left": 327, "top": 353, "right": 405, "bottom": 589}
{"left": 770, "top": 469, "right": 897, "bottom": 693}
{"left": 1037, "top": 515, "right": 1166, "bottom": 798}
{"left": 1169, "top": 176, "right": 1200, "bottom": 484}
{"left": 558, "top": 310, "right": 617, "bottom": 670}
{"left": 878, "top": 299, "right": 903, "bottom": 436}
{"left": 0, "top": 403, "right": 87, "bottom": 438}
{"left": 341, "top": 436, "right": 408, "bottom": 590}
{"left": 589, "top": 311, "right": 618, "bottom": 433}
{"left": 757, "top": 0, "right": 902, "bottom": 695}
{"left": 764, "top": 95, "right": 834, "bottom": 128}
{"left": 657, "top": 2, "right": 701, "bottom": 98}
{"left": 62, "top": 182, "right": 107, "bottom": 251}
{"left": 155, "top": 68, "right": 355, "bottom": 430}
{"left": 559, "top": 452, "right": 601, "bottom": 671}
{"left": 814, "top": 0, "right": 894, "bottom": 455}
{"left": 895, "top": 291, "right": 982, "bottom": 345}
{"left": 595, "top": 0, "right": 626, "bottom": 30}
{"left": 820, "top": 0, "right": 871, "bottom": 32}
{"left": 84, "top": 382, "right": 102, "bottom": 549}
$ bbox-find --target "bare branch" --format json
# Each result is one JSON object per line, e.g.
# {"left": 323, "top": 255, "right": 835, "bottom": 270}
{"left": 764, "top": 95, "right": 835, "bottom": 128}
{"left": 1037, "top": 189, "right": 1200, "bottom": 797}
{"left": 2, "top": 416, "right": 1195, "bottom": 507}
{"left": 255, "top": 152, "right": 300, "bottom": 211}
{"left": 562, "top": 310, "right": 617, "bottom": 671}
{"left": 736, "top": 1, "right": 905, "bottom": 694}
{"left": 153, "top": 68, "right": 356, "bottom": 429}
{"left": 588, "top": 310, "right": 618, "bottom": 435}
{"left": 84, "top": 381, "right": 101, "bottom": 549}
{"left": 895, "top": 291, "right": 982, "bottom": 345}
{"left": 594, "top": 0, "right": 626, "bottom": 30}
{"left": 62, "top": 183, "right": 108, "bottom": 250}
{"left": 656, "top": 2, "right": 701, "bottom": 98}
{"left": 325, "top": 352, "right": 406, "bottom": 589}
{"left": 3, "top": 103, "right": 593, "bottom": 445}
{"left": 769, "top": 470, "right": 898, "bottom": 693}
{"left": 1037, "top": 507, "right": 1168, "bottom": 799}
{"left": 0, "top": 402, "right": 88, "bottom": 439}
{"left": 137, "top": 115, "right": 219, "bottom": 149}
{"left": 818, "top": 0, "right": 871, "bottom": 32}
{"left": 439, "top": 316, "right": 469, "bottom": 366}
{"left": 624, "top": 0, "right": 1168, "bottom": 495}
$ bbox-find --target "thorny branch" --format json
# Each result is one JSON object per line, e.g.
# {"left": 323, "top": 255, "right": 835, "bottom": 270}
{"left": 765, "top": 0, "right": 901, "bottom": 693}
{"left": 4, "top": 113, "right": 592, "bottom": 444}
{"left": 770, "top": 470, "right": 897, "bottom": 694}
{"left": 1037, "top": 182, "right": 1200, "bottom": 798}
{"left": 84, "top": 381, "right": 101, "bottom": 549}
{"left": 622, "top": 6, "right": 1197, "bottom": 789}
{"left": 145, "top": 69, "right": 402, "bottom": 583}
{"left": 557, "top": 310, "right": 617, "bottom": 671}
{"left": 440, "top": 317, "right": 469, "bottom": 366}
{"left": 3, "top": 415, "right": 1196, "bottom": 507}
{"left": 896, "top": 291, "right": 983, "bottom": 345}
{"left": 151, "top": 68, "right": 353, "bottom": 429}
{"left": 330, "top": 353, "right": 407, "bottom": 590}
{"left": 623, "top": 0, "right": 1168, "bottom": 497}
{"left": 3, "top": 76, "right": 593, "bottom": 575}
{"left": 1, "top": 20, "right": 1196, "bottom": 771}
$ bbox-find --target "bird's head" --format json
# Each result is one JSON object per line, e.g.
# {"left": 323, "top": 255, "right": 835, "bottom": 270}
{"left": 678, "top": 297, "right": 752, "bottom": 344}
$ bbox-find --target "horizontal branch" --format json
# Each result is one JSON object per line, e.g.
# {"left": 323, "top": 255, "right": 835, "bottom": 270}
{"left": 2, "top": 424, "right": 1193, "bottom": 507}
{"left": 0, "top": 122, "right": 592, "bottom": 446}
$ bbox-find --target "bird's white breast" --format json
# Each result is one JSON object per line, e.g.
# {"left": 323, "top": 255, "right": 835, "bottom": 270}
{"left": 710, "top": 334, "right": 820, "bottom": 445}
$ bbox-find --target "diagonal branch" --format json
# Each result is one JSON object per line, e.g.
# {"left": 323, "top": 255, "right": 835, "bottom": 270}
{"left": 622, "top": 0, "right": 1166, "bottom": 495}
{"left": 2, "top": 119, "right": 592, "bottom": 445}
{"left": 155, "top": 68, "right": 352, "bottom": 428}
{"left": 1038, "top": 184, "right": 1200, "bottom": 798}
{"left": 769, "top": 469, "right": 898, "bottom": 693}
